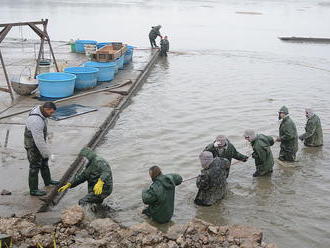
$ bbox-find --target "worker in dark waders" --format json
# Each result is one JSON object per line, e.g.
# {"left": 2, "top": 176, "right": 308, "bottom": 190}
{"left": 299, "top": 108, "right": 323, "bottom": 147}
{"left": 58, "top": 147, "right": 113, "bottom": 206}
{"left": 276, "top": 106, "right": 298, "bottom": 162}
{"left": 149, "top": 25, "right": 162, "bottom": 48}
{"left": 244, "top": 129, "right": 275, "bottom": 177}
{"left": 142, "top": 166, "right": 182, "bottom": 224}
{"left": 194, "top": 151, "right": 229, "bottom": 206}
{"left": 24, "top": 102, "right": 59, "bottom": 196}
{"left": 160, "top": 36, "right": 169, "bottom": 57}
{"left": 204, "top": 135, "right": 248, "bottom": 178}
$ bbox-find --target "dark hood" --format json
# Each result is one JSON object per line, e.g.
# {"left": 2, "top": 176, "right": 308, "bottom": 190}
{"left": 154, "top": 174, "right": 175, "bottom": 189}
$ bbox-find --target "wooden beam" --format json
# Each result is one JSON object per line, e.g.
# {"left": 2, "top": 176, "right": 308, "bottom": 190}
{"left": 0, "top": 20, "right": 46, "bottom": 28}
{"left": 0, "top": 25, "right": 12, "bottom": 43}
{"left": 28, "top": 23, "right": 46, "bottom": 39}
{"left": 0, "top": 49, "right": 14, "bottom": 101}
{"left": 0, "top": 87, "right": 10, "bottom": 93}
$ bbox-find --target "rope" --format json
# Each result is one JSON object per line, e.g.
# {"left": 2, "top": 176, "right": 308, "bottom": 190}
{"left": 182, "top": 153, "right": 252, "bottom": 183}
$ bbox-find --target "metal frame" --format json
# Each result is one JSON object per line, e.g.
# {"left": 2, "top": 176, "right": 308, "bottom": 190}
{"left": 0, "top": 19, "right": 59, "bottom": 101}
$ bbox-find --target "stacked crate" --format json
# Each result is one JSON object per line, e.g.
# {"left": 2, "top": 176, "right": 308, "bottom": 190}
{"left": 92, "top": 43, "right": 127, "bottom": 62}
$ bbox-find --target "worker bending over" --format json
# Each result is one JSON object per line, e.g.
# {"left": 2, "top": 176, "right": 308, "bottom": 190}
{"left": 58, "top": 147, "right": 113, "bottom": 206}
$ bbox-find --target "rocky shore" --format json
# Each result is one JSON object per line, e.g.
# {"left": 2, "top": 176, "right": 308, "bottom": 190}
{"left": 0, "top": 206, "right": 278, "bottom": 248}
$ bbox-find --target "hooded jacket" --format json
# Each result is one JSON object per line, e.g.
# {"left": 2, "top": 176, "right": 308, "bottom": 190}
{"left": 301, "top": 114, "right": 323, "bottom": 147}
{"left": 204, "top": 140, "right": 248, "bottom": 163}
{"left": 251, "top": 134, "right": 274, "bottom": 174}
{"left": 149, "top": 25, "right": 161, "bottom": 40}
{"left": 279, "top": 115, "right": 298, "bottom": 154}
{"left": 142, "top": 173, "right": 182, "bottom": 224}
{"left": 70, "top": 149, "right": 113, "bottom": 195}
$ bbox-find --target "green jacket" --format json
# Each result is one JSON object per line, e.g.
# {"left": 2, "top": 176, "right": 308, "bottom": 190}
{"left": 279, "top": 116, "right": 298, "bottom": 154}
{"left": 149, "top": 26, "right": 161, "bottom": 40}
{"left": 142, "top": 173, "right": 182, "bottom": 224}
{"left": 204, "top": 141, "right": 248, "bottom": 163}
{"left": 251, "top": 134, "right": 275, "bottom": 174}
{"left": 70, "top": 150, "right": 113, "bottom": 195}
{"left": 301, "top": 114, "right": 323, "bottom": 147}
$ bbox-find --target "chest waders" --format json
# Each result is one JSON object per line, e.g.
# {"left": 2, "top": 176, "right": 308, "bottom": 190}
{"left": 24, "top": 112, "right": 52, "bottom": 195}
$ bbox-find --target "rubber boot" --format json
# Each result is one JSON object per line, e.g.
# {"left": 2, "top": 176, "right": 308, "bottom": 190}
{"left": 29, "top": 168, "right": 47, "bottom": 196}
{"left": 41, "top": 165, "right": 59, "bottom": 186}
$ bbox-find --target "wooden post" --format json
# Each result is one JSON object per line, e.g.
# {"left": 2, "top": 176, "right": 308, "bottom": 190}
{"left": 34, "top": 38, "right": 45, "bottom": 79}
{"left": 0, "top": 49, "right": 14, "bottom": 101}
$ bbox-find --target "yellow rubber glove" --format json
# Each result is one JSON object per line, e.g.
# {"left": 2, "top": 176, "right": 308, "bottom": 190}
{"left": 93, "top": 178, "right": 104, "bottom": 195}
{"left": 58, "top": 183, "right": 71, "bottom": 192}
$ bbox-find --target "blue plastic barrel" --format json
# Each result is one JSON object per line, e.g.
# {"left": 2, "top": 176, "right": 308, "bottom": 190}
{"left": 124, "top": 45, "right": 134, "bottom": 64}
{"left": 117, "top": 56, "right": 125, "bottom": 70}
{"left": 114, "top": 59, "right": 119, "bottom": 74}
{"left": 64, "top": 67, "right": 99, "bottom": 90}
{"left": 96, "top": 42, "right": 112, "bottom": 49}
{"left": 75, "top": 40, "right": 97, "bottom": 53}
{"left": 37, "top": 72, "right": 76, "bottom": 98}
{"left": 84, "top": 61, "right": 116, "bottom": 82}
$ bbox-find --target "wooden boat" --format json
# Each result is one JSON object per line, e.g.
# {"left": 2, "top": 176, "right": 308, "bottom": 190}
{"left": 279, "top": 37, "right": 330, "bottom": 43}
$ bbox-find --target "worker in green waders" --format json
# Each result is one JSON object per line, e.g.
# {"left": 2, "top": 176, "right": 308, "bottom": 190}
{"left": 160, "top": 36, "right": 170, "bottom": 57}
{"left": 276, "top": 106, "right": 298, "bottom": 162}
{"left": 244, "top": 130, "right": 275, "bottom": 177}
{"left": 149, "top": 25, "right": 162, "bottom": 48}
{"left": 142, "top": 166, "right": 182, "bottom": 224}
{"left": 204, "top": 135, "right": 249, "bottom": 178}
{"left": 24, "top": 102, "right": 59, "bottom": 196}
{"left": 58, "top": 147, "right": 113, "bottom": 206}
{"left": 299, "top": 108, "right": 323, "bottom": 147}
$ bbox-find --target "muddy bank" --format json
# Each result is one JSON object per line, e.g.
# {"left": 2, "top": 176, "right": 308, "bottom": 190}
{"left": 0, "top": 205, "right": 278, "bottom": 248}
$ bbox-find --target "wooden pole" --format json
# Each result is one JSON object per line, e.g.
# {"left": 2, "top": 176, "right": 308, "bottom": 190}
{"left": 0, "top": 49, "right": 14, "bottom": 101}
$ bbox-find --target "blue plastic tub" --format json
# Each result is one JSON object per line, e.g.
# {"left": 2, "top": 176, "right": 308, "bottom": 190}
{"left": 84, "top": 61, "right": 116, "bottom": 82}
{"left": 117, "top": 56, "right": 125, "bottom": 70}
{"left": 64, "top": 67, "right": 99, "bottom": 90}
{"left": 75, "top": 40, "right": 97, "bottom": 53}
{"left": 37, "top": 72, "right": 76, "bottom": 98}
{"left": 114, "top": 59, "right": 119, "bottom": 73}
{"left": 124, "top": 45, "right": 134, "bottom": 64}
{"left": 96, "top": 42, "right": 112, "bottom": 49}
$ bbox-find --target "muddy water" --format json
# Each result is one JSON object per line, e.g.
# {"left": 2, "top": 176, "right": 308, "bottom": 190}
{"left": 2, "top": 0, "right": 330, "bottom": 247}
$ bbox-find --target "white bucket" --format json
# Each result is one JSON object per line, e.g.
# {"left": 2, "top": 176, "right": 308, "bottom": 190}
{"left": 39, "top": 64, "right": 51, "bottom": 74}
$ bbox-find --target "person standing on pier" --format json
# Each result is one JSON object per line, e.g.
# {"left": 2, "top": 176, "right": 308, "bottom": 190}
{"left": 160, "top": 36, "right": 169, "bottom": 56}
{"left": 276, "top": 106, "right": 298, "bottom": 162}
{"left": 194, "top": 151, "right": 229, "bottom": 206}
{"left": 299, "top": 108, "right": 323, "bottom": 147}
{"left": 149, "top": 25, "right": 162, "bottom": 48}
{"left": 58, "top": 147, "right": 113, "bottom": 206}
{"left": 142, "top": 166, "right": 182, "bottom": 224}
{"left": 204, "top": 135, "right": 248, "bottom": 178}
{"left": 24, "top": 102, "right": 59, "bottom": 196}
{"left": 244, "top": 130, "right": 275, "bottom": 177}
